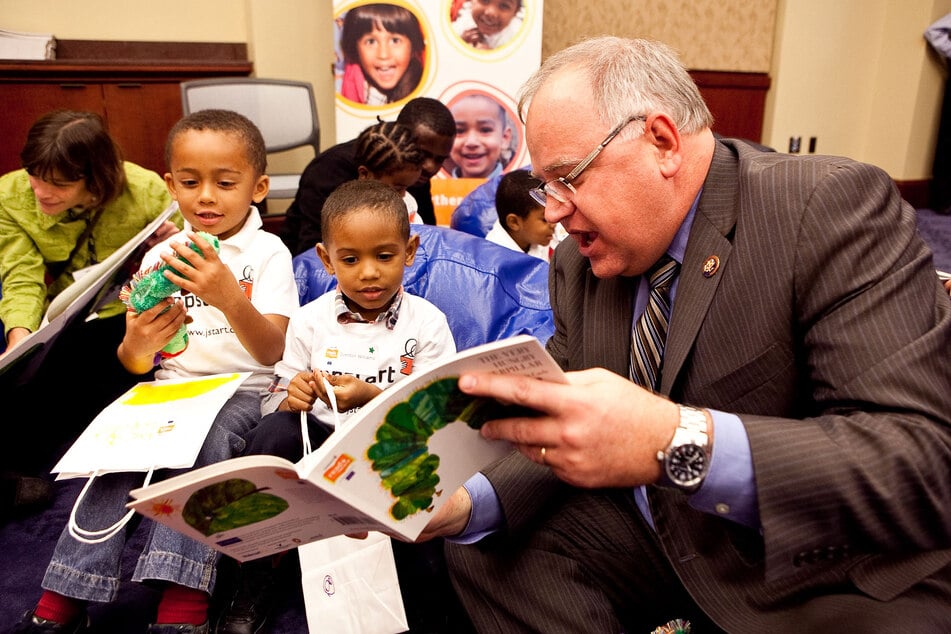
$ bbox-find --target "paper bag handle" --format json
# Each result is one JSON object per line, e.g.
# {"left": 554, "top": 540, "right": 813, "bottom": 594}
{"left": 301, "top": 410, "right": 312, "bottom": 456}
{"left": 67, "top": 469, "right": 154, "bottom": 544}
{"left": 322, "top": 376, "right": 341, "bottom": 429}
{"left": 300, "top": 377, "right": 341, "bottom": 457}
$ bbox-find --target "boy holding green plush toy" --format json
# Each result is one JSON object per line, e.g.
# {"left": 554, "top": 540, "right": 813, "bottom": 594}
{"left": 12, "top": 109, "right": 299, "bottom": 634}
{"left": 119, "top": 229, "right": 220, "bottom": 359}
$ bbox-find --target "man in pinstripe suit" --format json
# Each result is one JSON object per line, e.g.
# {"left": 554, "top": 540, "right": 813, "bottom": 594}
{"left": 415, "top": 37, "right": 951, "bottom": 632}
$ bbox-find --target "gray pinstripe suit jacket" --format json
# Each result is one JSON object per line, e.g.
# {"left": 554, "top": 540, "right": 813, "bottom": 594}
{"left": 482, "top": 139, "right": 951, "bottom": 629}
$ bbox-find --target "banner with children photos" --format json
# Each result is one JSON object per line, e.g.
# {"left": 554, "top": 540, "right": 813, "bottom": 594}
{"left": 332, "top": 0, "right": 543, "bottom": 225}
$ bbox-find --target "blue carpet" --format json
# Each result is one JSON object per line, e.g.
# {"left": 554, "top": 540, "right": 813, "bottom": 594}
{"left": 917, "top": 208, "right": 951, "bottom": 273}
{"left": 0, "top": 477, "right": 467, "bottom": 633}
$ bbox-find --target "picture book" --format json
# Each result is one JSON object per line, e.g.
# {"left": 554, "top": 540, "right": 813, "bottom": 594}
{"left": 127, "top": 334, "right": 565, "bottom": 562}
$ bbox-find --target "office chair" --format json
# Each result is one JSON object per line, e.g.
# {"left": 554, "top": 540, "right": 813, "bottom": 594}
{"left": 179, "top": 78, "right": 320, "bottom": 200}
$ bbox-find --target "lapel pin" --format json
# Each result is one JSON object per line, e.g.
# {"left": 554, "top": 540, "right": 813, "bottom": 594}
{"left": 702, "top": 255, "right": 720, "bottom": 278}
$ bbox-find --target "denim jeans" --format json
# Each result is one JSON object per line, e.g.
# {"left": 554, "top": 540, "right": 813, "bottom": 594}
{"left": 41, "top": 390, "right": 262, "bottom": 602}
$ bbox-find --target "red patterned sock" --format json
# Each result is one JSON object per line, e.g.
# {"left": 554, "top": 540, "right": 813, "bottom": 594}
{"left": 154, "top": 583, "right": 209, "bottom": 625}
{"left": 34, "top": 591, "right": 84, "bottom": 625}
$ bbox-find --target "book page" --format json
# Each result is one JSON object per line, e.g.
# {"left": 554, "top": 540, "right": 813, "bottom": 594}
{"left": 301, "top": 334, "right": 566, "bottom": 541}
{"left": 44, "top": 202, "right": 179, "bottom": 324}
{"left": 129, "top": 455, "right": 386, "bottom": 562}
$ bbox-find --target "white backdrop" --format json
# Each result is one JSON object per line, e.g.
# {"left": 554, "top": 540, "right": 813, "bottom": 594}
{"left": 332, "top": 0, "right": 543, "bottom": 224}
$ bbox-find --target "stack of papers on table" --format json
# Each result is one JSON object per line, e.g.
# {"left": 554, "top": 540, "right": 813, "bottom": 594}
{"left": 0, "top": 28, "right": 56, "bottom": 60}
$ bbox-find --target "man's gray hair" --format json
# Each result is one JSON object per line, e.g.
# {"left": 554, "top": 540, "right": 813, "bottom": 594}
{"left": 518, "top": 36, "right": 713, "bottom": 135}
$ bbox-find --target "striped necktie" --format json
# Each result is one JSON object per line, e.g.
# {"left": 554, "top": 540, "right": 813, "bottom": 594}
{"left": 630, "top": 256, "right": 680, "bottom": 391}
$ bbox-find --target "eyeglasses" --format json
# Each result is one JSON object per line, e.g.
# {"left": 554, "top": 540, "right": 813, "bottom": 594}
{"left": 529, "top": 114, "right": 646, "bottom": 206}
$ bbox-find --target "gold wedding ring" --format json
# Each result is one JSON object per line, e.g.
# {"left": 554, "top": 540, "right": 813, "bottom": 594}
{"left": 539, "top": 446, "right": 547, "bottom": 465}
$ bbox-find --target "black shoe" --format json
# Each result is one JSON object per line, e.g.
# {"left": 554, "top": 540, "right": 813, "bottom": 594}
{"left": 10, "top": 610, "right": 89, "bottom": 634}
{"left": 146, "top": 622, "right": 209, "bottom": 634}
{"left": 215, "top": 558, "right": 280, "bottom": 634}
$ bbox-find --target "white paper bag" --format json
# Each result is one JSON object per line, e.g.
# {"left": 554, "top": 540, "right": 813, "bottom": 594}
{"left": 52, "top": 372, "right": 250, "bottom": 479}
{"left": 57, "top": 372, "right": 251, "bottom": 543}
{"left": 299, "top": 532, "right": 409, "bottom": 634}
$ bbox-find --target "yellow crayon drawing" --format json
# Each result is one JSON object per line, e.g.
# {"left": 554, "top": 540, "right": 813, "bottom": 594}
{"left": 121, "top": 373, "right": 242, "bottom": 405}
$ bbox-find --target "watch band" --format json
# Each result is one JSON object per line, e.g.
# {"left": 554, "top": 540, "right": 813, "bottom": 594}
{"left": 656, "top": 405, "right": 710, "bottom": 492}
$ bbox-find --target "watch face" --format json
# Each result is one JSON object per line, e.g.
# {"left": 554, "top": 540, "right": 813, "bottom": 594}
{"left": 668, "top": 444, "right": 707, "bottom": 485}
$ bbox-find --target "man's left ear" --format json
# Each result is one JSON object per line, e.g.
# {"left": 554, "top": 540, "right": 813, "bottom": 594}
{"left": 252, "top": 174, "right": 270, "bottom": 203}
{"left": 404, "top": 234, "right": 420, "bottom": 266}
{"left": 645, "top": 114, "right": 682, "bottom": 178}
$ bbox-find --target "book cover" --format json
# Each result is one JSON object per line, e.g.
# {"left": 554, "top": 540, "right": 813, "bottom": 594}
{"left": 127, "top": 334, "right": 565, "bottom": 561}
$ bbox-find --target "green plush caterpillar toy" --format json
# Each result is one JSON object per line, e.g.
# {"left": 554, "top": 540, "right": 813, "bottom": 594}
{"left": 119, "top": 232, "right": 220, "bottom": 359}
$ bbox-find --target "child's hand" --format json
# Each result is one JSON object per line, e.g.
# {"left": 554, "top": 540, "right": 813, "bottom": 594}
{"left": 122, "top": 297, "right": 187, "bottom": 359}
{"left": 160, "top": 232, "right": 243, "bottom": 310}
{"left": 319, "top": 372, "right": 381, "bottom": 412}
{"left": 460, "top": 27, "right": 486, "bottom": 48}
{"left": 284, "top": 370, "right": 320, "bottom": 412}
{"left": 145, "top": 220, "right": 180, "bottom": 248}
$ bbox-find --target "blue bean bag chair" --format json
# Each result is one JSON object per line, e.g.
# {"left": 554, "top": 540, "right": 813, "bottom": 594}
{"left": 293, "top": 224, "right": 554, "bottom": 350}
{"left": 449, "top": 166, "right": 533, "bottom": 238}
{"left": 449, "top": 173, "right": 499, "bottom": 238}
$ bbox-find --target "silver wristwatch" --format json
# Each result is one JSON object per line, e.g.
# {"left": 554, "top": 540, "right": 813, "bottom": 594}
{"left": 656, "top": 405, "right": 710, "bottom": 493}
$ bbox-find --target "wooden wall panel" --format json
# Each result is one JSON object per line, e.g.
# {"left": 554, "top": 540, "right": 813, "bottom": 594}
{"left": 692, "top": 71, "right": 771, "bottom": 143}
{"left": 540, "top": 0, "right": 777, "bottom": 72}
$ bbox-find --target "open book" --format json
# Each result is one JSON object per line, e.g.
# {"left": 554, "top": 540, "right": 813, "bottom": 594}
{"left": 127, "top": 334, "right": 565, "bottom": 562}
{"left": 0, "top": 202, "right": 178, "bottom": 384}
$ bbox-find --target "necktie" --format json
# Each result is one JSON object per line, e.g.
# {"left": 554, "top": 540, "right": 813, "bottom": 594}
{"left": 630, "top": 256, "right": 679, "bottom": 391}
